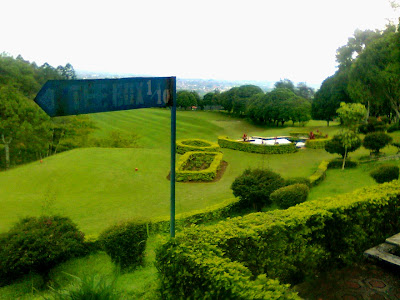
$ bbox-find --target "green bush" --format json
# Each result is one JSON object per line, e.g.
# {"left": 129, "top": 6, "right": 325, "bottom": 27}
{"left": 324, "top": 133, "right": 361, "bottom": 158}
{"left": 285, "top": 177, "right": 311, "bottom": 188}
{"left": 327, "top": 159, "right": 358, "bottom": 169}
{"left": 387, "top": 123, "right": 400, "bottom": 133}
{"left": 363, "top": 132, "right": 393, "bottom": 154}
{"left": 270, "top": 184, "right": 309, "bottom": 209}
{"left": 218, "top": 136, "right": 297, "bottom": 154}
{"left": 155, "top": 181, "right": 400, "bottom": 299}
{"left": 176, "top": 151, "right": 223, "bottom": 182}
{"left": 176, "top": 139, "right": 220, "bottom": 154}
{"left": 231, "top": 168, "right": 285, "bottom": 211}
{"left": 98, "top": 219, "right": 148, "bottom": 270}
{"left": 0, "top": 216, "right": 86, "bottom": 286}
{"left": 305, "top": 138, "right": 331, "bottom": 149}
{"left": 358, "top": 117, "right": 388, "bottom": 134}
{"left": 370, "top": 164, "right": 400, "bottom": 184}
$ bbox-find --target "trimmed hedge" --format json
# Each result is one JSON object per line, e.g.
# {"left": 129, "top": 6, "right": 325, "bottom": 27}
{"left": 176, "top": 151, "right": 223, "bottom": 182}
{"left": 270, "top": 183, "right": 309, "bottom": 209}
{"left": 150, "top": 197, "right": 240, "bottom": 234}
{"left": 285, "top": 177, "right": 311, "bottom": 188}
{"left": 155, "top": 181, "right": 400, "bottom": 299}
{"left": 218, "top": 136, "right": 297, "bottom": 154}
{"left": 98, "top": 219, "right": 148, "bottom": 269}
{"left": 370, "top": 164, "right": 400, "bottom": 184}
{"left": 0, "top": 216, "right": 86, "bottom": 286}
{"left": 176, "top": 139, "right": 220, "bottom": 154}
{"left": 309, "top": 160, "right": 329, "bottom": 187}
{"left": 305, "top": 138, "right": 331, "bottom": 149}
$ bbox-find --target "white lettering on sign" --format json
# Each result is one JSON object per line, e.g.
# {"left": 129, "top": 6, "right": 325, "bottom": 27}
{"left": 163, "top": 89, "right": 170, "bottom": 104}
{"left": 135, "top": 82, "right": 144, "bottom": 105}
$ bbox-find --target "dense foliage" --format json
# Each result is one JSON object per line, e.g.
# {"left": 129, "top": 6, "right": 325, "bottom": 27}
{"left": 313, "top": 24, "right": 400, "bottom": 125}
{"left": 370, "top": 164, "right": 399, "bottom": 183}
{"left": 98, "top": 219, "right": 148, "bottom": 270}
{"left": 0, "top": 54, "right": 89, "bottom": 169}
{"left": 231, "top": 168, "right": 285, "bottom": 211}
{"left": 325, "top": 133, "right": 361, "bottom": 158}
{"left": 270, "top": 183, "right": 309, "bottom": 209}
{"left": 0, "top": 216, "right": 86, "bottom": 286}
{"left": 363, "top": 132, "right": 393, "bottom": 154}
{"left": 156, "top": 181, "right": 400, "bottom": 298}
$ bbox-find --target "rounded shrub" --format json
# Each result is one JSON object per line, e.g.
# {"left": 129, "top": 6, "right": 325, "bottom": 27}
{"left": 99, "top": 219, "right": 148, "bottom": 270}
{"left": 324, "top": 133, "right": 361, "bottom": 158}
{"left": 270, "top": 184, "right": 309, "bottom": 209}
{"left": 363, "top": 132, "right": 393, "bottom": 154}
{"left": 285, "top": 177, "right": 311, "bottom": 188}
{"left": 369, "top": 164, "right": 399, "bottom": 184}
{"left": 231, "top": 168, "right": 285, "bottom": 211}
{"left": 0, "top": 216, "right": 86, "bottom": 286}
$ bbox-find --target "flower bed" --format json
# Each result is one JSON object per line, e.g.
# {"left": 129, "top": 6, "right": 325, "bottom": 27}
{"left": 176, "top": 151, "right": 223, "bottom": 182}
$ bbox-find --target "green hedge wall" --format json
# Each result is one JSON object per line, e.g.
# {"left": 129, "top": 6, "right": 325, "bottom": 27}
{"left": 155, "top": 181, "right": 400, "bottom": 299}
{"left": 176, "top": 151, "right": 223, "bottom": 182}
{"left": 218, "top": 136, "right": 297, "bottom": 154}
{"left": 309, "top": 160, "right": 329, "bottom": 187}
{"left": 150, "top": 197, "right": 240, "bottom": 234}
{"left": 176, "top": 139, "right": 220, "bottom": 154}
{"left": 305, "top": 138, "right": 331, "bottom": 149}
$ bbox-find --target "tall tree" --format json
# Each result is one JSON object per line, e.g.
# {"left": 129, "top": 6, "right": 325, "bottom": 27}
{"left": 0, "top": 86, "right": 51, "bottom": 169}
{"left": 274, "top": 79, "right": 295, "bottom": 93}
{"left": 348, "top": 30, "right": 400, "bottom": 122}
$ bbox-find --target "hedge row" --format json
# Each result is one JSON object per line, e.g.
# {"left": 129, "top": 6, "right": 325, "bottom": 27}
{"left": 305, "top": 138, "right": 331, "bottom": 149}
{"left": 155, "top": 181, "right": 400, "bottom": 299}
{"left": 176, "top": 139, "right": 220, "bottom": 154}
{"left": 176, "top": 151, "right": 223, "bottom": 182}
{"left": 150, "top": 197, "right": 240, "bottom": 234}
{"left": 309, "top": 160, "right": 329, "bottom": 187}
{"left": 218, "top": 136, "right": 297, "bottom": 154}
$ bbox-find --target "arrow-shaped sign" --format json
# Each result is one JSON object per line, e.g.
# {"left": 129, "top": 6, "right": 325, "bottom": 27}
{"left": 34, "top": 77, "right": 174, "bottom": 117}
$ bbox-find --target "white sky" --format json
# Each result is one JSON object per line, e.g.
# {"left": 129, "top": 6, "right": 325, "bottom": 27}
{"left": 1, "top": 0, "right": 398, "bottom": 87}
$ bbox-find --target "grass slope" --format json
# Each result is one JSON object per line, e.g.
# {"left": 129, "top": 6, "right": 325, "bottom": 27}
{"left": 0, "top": 108, "right": 374, "bottom": 235}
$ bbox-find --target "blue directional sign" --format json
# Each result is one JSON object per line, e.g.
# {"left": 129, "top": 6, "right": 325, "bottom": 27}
{"left": 34, "top": 77, "right": 174, "bottom": 117}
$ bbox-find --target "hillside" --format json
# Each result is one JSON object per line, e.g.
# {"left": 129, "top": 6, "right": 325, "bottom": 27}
{"left": 0, "top": 109, "right": 340, "bottom": 235}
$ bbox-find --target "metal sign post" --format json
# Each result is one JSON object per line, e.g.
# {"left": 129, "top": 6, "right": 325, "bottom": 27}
{"left": 34, "top": 76, "right": 177, "bottom": 238}
{"left": 170, "top": 77, "right": 176, "bottom": 238}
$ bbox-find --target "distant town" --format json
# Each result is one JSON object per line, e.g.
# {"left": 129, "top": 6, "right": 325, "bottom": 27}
{"left": 76, "top": 70, "right": 293, "bottom": 96}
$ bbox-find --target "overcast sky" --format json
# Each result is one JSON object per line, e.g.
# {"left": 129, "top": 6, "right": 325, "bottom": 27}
{"left": 1, "top": 0, "right": 398, "bottom": 87}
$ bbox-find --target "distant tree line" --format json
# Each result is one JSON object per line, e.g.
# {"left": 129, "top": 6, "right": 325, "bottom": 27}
{"left": 177, "top": 79, "right": 314, "bottom": 126}
{"left": 0, "top": 53, "right": 94, "bottom": 170}
{"left": 312, "top": 22, "right": 400, "bottom": 126}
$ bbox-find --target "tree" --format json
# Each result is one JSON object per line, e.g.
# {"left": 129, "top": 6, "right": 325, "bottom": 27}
{"left": 231, "top": 168, "right": 285, "bottom": 211}
{"left": 177, "top": 90, "right": 197, "bottom": 109}
{"left": 274, "top": 79, "right": 295, "bottom": 93}
{"left": 56, "top": 63, "right": 77, "bottom": 80}
{"left": 363, "top": 132, "right": 393, "bottom": 155}
{"left": 336, "top": 102, "right": 367, "bottom": 130}
{"left": 325, "top": 133, "right": 361, "bottom": 159}
{"left": 348, "top": 30, "right": 400, "bottom": 123}
{"left": 0, "top": 86, "right": 51, "bottom": 169}
{"left": 311, "top": 72, "right": 352, "bottom": 126}
{"left": 296, "top": 82, "right": 315, "bottom": 100}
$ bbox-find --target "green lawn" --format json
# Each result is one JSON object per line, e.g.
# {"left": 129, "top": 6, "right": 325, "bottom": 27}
{"left": 2, "top": 109, "right": 400, "bottom": 299}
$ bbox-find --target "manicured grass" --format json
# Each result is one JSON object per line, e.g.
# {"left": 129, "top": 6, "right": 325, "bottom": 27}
{"left": 309, "top": 159, "right": 400, "bottom": 201}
